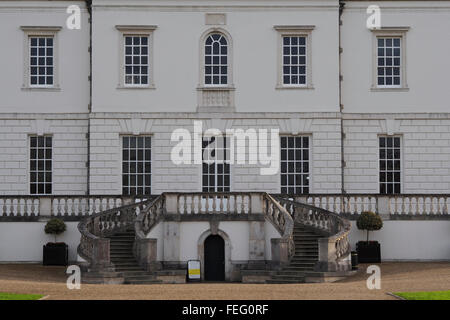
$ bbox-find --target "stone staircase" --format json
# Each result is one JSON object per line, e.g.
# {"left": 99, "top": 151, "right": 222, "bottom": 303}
{"left": 267, "top": 224, "right": 320, "bottom": 283}
{"left": 108, "top": 230, "right": 161, "bottom": 284}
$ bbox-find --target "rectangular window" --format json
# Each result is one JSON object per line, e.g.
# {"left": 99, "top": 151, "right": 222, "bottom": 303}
{"left": 282, "top": 36, "right": 307, "bottom": 86}
{"left": 124, "top": 35, "right": 149, "bottom": 86}
{"left": 377, "top": 37, "right": 401, "bottom": 87}
{"left": 280, "top": 136, "right": 309, "bottom": 194}
{"left": 202, "top": 136, "right": 230, "bottom": 192}
{"left": 122, "top": 136, "right": 151, "bottom": 195}
{"left": 379, "top": 136, "right": 401, "bottom": 194}
{"left": 29, "top": 36, "right": 54, "bottom": 86}
{"left": 30, "top": 136, "right": 52, "bottom": 195}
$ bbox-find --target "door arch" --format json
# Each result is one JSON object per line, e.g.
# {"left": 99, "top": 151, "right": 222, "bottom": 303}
{"left": 204, "top": 235, "right": 225, "bottom": 281}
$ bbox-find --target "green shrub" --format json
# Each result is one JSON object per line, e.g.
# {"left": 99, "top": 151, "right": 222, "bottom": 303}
{"left": 356, "top": 211, "right": 383, "bottom": 242}
{"left": 44, "top": 218, "right": 66, "bottom": 243}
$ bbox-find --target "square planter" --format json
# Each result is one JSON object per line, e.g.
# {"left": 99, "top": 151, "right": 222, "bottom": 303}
{"left": 43, "top": 243, "right": 68, "bottom": 266}
{"left": 356, "top": 241, "right": 381, "bottom": 263}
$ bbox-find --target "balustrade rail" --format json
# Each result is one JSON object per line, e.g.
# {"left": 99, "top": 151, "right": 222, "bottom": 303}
{"left": 279, "top": 194, "right": 450, "bottom": 216}
{"left": 273, "top": 195, "right": 352, "bottom": 271}
{"left": 0, "top": 195, "right": 150, "bottom": 219}
{"left": 77, "top": 197, "right": 155, "bottom": 268}
{"left": 173, "top": 193, "right": 251, "bottom": 215}
{"left": 263, "top": 194, "right": 295, "bottom": 261}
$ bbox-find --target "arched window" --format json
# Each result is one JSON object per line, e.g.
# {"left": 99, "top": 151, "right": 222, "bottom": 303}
{"left": 204, "top": 33, "right": 228, "bottom": 86}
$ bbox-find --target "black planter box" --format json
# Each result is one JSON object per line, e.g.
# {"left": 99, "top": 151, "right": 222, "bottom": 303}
{"left": 356, "top": 241, "right": 381, "bottom": 263}
{"left": 43, "top": 243, "right": 68, "bottom": 266}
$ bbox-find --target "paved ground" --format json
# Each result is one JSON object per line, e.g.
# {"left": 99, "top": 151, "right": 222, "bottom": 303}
{"left": 0, "top": 262, "right": 449, "bottom": 300}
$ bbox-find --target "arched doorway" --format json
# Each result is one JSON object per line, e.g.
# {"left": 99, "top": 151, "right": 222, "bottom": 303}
{"left": 204, "top": 235, "right": 225, "bottom": 281}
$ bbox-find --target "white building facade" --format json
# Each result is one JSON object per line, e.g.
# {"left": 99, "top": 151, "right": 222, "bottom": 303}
{"left": 0, "top": 0, "right": 449, "bottom": 282}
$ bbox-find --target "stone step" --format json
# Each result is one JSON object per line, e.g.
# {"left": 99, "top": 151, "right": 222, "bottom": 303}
{"left": 124, "top": 275, "right": 158, "bottom": 281}
{"left": 272, "top": 275, "right": 305, "bottom": 281}
{"left": 124, "top": 279, "right": 162, "bottom": 285}
{"left": 109, "top": 243, "right": 133, "bottom": 250}
{"left": 115, "top": 267, "right": 145, "bottom": 272}
{"left": 110, "top": 255, "right": 136, "bottom": 264}
{"left": 110, "top": 250, "right": 134, "bottom": 255}
{"left": 111, "top": 254, "right": 134, "bottom": 258}
{"left": 276, "top": 270, "right": 307, "bottom": 276}
{"left": 290, "top": 261, "right": 315, "bottom": 265}
{"left": 266, "top": 279, "right": 304, "bottom": 284}
{"left": 118, "top": 271, "right": 154, "bottom": 277}
{"left": 291, "top": 257, "right": 318, "bottom": 262}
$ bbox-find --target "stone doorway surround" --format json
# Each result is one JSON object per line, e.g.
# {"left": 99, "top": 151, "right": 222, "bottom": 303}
{"left": 197, "top": 226, "right": 232, "bottom": 281}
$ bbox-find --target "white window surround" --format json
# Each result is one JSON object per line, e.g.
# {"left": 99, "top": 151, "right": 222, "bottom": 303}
{"left": 371, "top": 27, "right": 409, "bottom": 92}
{"left": 274, "top": 25, "right": 314, "bottom": 90}
{"left": 197, "top": 27, "right": 235, "bottom": 112}
{"left": 116, "top": 25, "right": 157, "bottom": 89}
{"left": 21, "top": 26, "right": 61, "bottom": 91}
{"left": 198, "top": 28, "right": 234, "bottom": 90}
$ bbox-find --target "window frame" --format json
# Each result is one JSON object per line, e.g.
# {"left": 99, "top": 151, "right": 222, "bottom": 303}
{"left": 279, "top": 134, "right": 311, "bottom": 195}
{"left": 198, "top": 28, "right": 234, "bottom": 90}
{"left": 116, "top": 25, "right": 157, "bottom": 89}
{"left": 378, "top": 135, "right": 402, "bottom": 195}
{"left": 21, "top": 26, "right": 61, "bottom": 90}
{"left": 274, "top": 25, "right": 314, "bottom": 90}
{"left": 29, "top": 135, "right": 53, "bottom": 195}
{"left": 201, "top": 134, "right": 231, "bottom": 193}
{"left": 371, "top": 27, "right": 409, "bottom": 91}
{"left": 121, "top": 135, "right": 152, "bottom": 196}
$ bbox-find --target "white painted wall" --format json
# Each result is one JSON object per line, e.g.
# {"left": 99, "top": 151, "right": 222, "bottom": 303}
{"left": 1, "top": 219, "right": 448, "bottom": 263}
{"left": 264, "top": 220, "right": 281, "bottom": 261}
{"left": 0, "top": 117, "right": 88, "bottom": 195}
{"left": 348, "top": 221, "right": 450, "bottom": 261}
{"left": 344, "top": 118, "right": 450, "bottom": 193}
{"left": 91, "top": 0, "right": 340, "bottom": 113}
{"left": 147, "top": 220, "right": 164, "bottom": 261}
{"left": 89, "top": 115, "right": 342, "bottom": 194}
{"left": 341, "top": 1, "right": 450, "bottom": 113}
{"left": 0, "top": 221, "right": 81, "bottom": 263}
{"left": 0, "top": 1, "right": 89, "bottom": 114}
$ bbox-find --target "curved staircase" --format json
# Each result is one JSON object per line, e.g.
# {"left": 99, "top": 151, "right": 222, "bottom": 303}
{"left": 78, "top": 193, "right": 353, "bottom": 284}
{"left": 267, "top": 224, "right": 320, "bottom": 283}
{"left": 108, "top": 230, "right": 161, "bottom": 284}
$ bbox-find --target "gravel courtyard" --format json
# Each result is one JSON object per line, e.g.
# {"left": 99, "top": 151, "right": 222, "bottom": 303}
{"left": 0, "top": 262, "right": 449, "bottom": 300}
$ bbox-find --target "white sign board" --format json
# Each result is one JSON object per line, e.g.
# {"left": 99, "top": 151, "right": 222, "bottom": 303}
{"left": 187, "top": 260, "right": 201, "bottom": 280}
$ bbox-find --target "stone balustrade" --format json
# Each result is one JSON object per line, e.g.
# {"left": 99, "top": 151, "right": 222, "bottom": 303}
{"left": 283, "top": 194, "right": 450, "bottom": 217}
{"left": 168, "top": 192, "right": 252, "bottom": 215}
{"left": 0, "top": 195, "right": 151, "bottom": 219}
{"left": 2, "top": 194, "right": 449, "bottom": 220}
{"left": 77, "top": 198, "right": 155, "bottom": 270}
{"left": 273, "top": 195, "right": 352, "bottom": 272}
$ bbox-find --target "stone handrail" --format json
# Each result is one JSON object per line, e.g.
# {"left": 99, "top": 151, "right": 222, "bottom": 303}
{"left": 275, "top": 194, "right": 450, "bottom": 216}
{"left": 2, "top": 194, "right": 448, "bottom": 219}
{"left": 169, "top": 192, "right": 252, "bottom": 214}
{"left": 77, "top": 198, "right": 154, "bottom": 270}
{"left": 0, "top": 195, "right": 150, "bottom": 219}
{"left": 0, "top": 196, "right": 40, "bottom": 217}
{"left": 263, "top": 193, "right": 295, "bottom": 265}
{"left": 273, "top": 195, "right": 352, "bottom": 272}
{"left": 134, "top": 195, "right": 166, "bottom": 270}
{"left": 135, "top": 195, "right": 165, "bottom": 238}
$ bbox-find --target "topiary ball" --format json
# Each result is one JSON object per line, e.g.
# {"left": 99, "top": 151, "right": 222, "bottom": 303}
{"left": 44, "top": 218, "right": 67, "bottom": 236}
{"left": 356, "top": 211, "right": 383, "bottom": 231}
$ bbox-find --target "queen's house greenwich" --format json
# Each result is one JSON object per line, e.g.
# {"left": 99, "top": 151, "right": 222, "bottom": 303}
{"left": 0, "top": 0, "right": 449, "bottom": 284}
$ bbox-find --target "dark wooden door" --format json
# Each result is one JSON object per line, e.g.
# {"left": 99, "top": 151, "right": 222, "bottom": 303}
{"left": 204, "top": 235, "right": 225, "bottom": 281}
